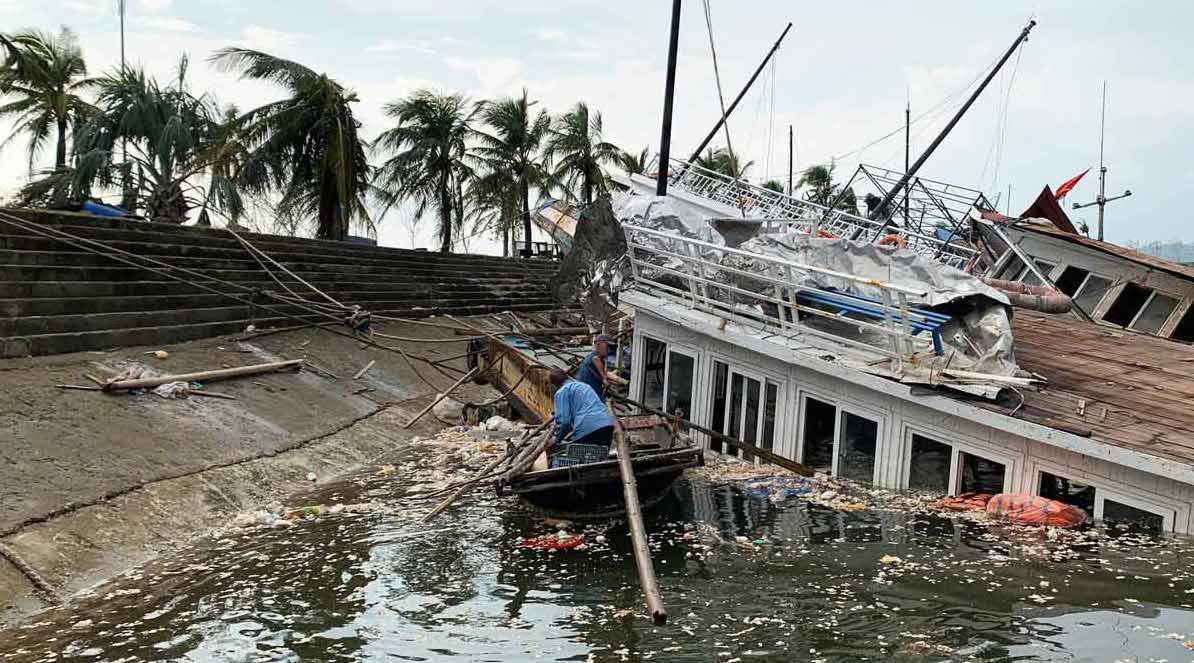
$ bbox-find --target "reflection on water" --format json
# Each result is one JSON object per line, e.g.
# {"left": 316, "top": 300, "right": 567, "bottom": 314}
{"left": 3, "top": 469, "right": 1194, "bottom": 663}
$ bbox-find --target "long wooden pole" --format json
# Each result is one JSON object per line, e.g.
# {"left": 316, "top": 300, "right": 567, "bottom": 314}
{"left": 611, "top": 394, "right": 814, "bottom": 477}
{"left": 102, "top": 359, "right": 304, "bottom": 391}
{"left": 655, "top": 0, "right": 682, "bottom": 196}
{"left": 612, "top": 412, "right": 667, "bottom": 624}
{"left": 402, "top": 366, "right": 481, "bottom": 428}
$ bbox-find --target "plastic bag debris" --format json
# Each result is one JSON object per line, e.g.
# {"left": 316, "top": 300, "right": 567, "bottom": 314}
{"left": 741, "top": 475, "right": 813, "bottom": 502}
{"left": 152, "top": 381, "right": 192, "bottom": 399}
{"left": 985, "top": 493, "right": 1087, "bottom": 528}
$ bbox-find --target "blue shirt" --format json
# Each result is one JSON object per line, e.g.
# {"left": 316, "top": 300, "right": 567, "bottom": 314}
{"left": 553, "top": 380, "right": 615, "bottom": 444}
{"left": 576, "top": 351, "right": 606, "bottom": 400}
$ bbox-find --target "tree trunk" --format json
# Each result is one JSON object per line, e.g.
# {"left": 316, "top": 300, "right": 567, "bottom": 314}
{"left": 439, "top": 179, "right": 452, "bottom": 253}
{"left": 521, "top": 180, "right": 532, "bottom": 257}
{"left": 583, "top": 169, "right": 592, "bottom": 205}
{"left": 316, "top": 178, "right": 339, "bottom": 240}
{"left": 502, "top": 223, "right": 510, "bottom": 257}
{"left": 55, "top": 116, "right": 68, "bottom": 170}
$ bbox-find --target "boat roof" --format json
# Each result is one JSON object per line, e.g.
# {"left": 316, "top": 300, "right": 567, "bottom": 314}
{"left": 1017, "top": 221, "right": 1194, "bottom": 282}
{"left": 969, "top": 311, "right": 1194, "bottom": 468}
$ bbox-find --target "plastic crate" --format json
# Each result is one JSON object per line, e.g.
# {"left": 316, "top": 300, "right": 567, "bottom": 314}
{"left": 549, "top": 443, "right": 610, "bottom": 468}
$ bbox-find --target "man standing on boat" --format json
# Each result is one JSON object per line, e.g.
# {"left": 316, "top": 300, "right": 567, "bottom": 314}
{"left": 549, "top": 370, "right": 615, "bottom": 447}
{"left": 576, "top": 334, "right": 612, "bottom": 401}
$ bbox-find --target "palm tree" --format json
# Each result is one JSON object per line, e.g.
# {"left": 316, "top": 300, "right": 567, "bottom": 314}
{"left": 211, "top": 48, "right": 371, "bottom": 240}
{"left": 371, "top": 90, "right": 477, "bottom": 253}
{"left": 695, "top": 146, "right": 752, "bottom": 180}
{"left": 57, "top": 59, "right": 231, "bottom": 222}
{"left": 798, "top": 162, "right": 858, "bottom": 214}
{"left": 762, "top": 179, "right": 784, "bottom": 193}
{"left": 544, "top": 101, "right": 621, "bottom": 205}
{"left": 466, "top": 168, "right": 522, "bottom": 257}
{"left": 474, "top": 89, "right": 552, "bottom": 257}
{"left": 618, "top": 146, "right": 650, "bottom": 176}
{"left": 0, "top": 27, "right": 94, "bottom": 171}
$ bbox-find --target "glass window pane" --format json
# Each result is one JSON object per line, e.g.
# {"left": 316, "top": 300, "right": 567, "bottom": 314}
{"left": 959, "top": 452, "right": 1005, "bottom": 494}
{"left": 801, "top": 397, "right": 836, "bottom": 472}
{"left": 642, "top": 338, "right": 668, "bottom": 410}
{"left": 742, "top": 377, "right": 761, "bottom": 462}
{"left": 997, "top": 254, "right": 1026, "bottom": 280}
{"left": 908, "top": 434, "right": 951, "bottom": 492}
{"left": 1020, "top": 260, "right": 1055, "bottom": 286}
{"left": 664, "top": 351, "right": 695, "bottom": 420}
{"left": 1103, "top": 283, "right": 1153, "bottom": 327}
{"left": 727, "top": 373, "right": 744, "bottom": 457}
{"left": 762, "top": 382, "right": 779, "bottom": 453}
{"left": 1130, "top": 293, "right": 1179, "bottom": 334}
{"left": 1074, "top": 274, "right": 1113, "bottom": 314}
{"left": 1054, "top": 266, "right": 1090, "bottom": 296}
{"left": 709, "top": 362, "right": 728, "bottom": 453}
{"left": 838, "top": 412, "right": 878, "bottom": 484}
{"left": 1039, "top": 471, "right": 1096, "bottom": 514}
{"left": 1102, "top": 499, "right": 1165, "bottom": 534}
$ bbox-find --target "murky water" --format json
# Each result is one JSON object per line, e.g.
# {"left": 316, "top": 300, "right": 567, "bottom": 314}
{"left": 3, "top": 463, "right": 1194, "bottom": 663}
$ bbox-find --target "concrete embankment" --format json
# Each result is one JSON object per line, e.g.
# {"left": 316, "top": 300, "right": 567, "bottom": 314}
{"left": 0, "top": 320, "right": 496, "bottom": 626}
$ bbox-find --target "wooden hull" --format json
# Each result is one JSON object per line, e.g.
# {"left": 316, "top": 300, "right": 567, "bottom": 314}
{"left": 502, "top": 448, "right": 703, "bottom": 519}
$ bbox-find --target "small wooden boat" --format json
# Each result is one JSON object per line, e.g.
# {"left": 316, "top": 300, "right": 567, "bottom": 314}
{"left": 499, "top": 446, "right": 703, "bottom": 519}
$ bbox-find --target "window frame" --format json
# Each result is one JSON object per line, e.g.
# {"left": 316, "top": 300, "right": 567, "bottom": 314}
{"left": 662, "top": 345, "right": 699, "bottom": 420}
{"left": 900, "top": 423, "right": 1019, "bottom": 495}
{"left": 710, "top": 363, "right": 784, "bottom": 462}
{"left": 1095, "top": 490, "right": 1176, "bottom": 532}
{"left": 796, "top": 388, "right": 885, "bottom": 483}
{"left": 1072, "top": 272, "right": 1115, "bottom": 316}
{"left": 1127, "top": 289, "right": 1182, "bottom": 334}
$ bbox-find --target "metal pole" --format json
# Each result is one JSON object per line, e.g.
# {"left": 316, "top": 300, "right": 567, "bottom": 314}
{"left": 684, "top": 22, "right": 793, "bottom": 166}
{"left": 904, "top": 99, "right": 910, "bottom": 223}
{"left": 864, "top": 20, "right": 1036, "bottom": 230}
{"left": 656, "top": 0, "right": 682, "bottom": 196}
{"left": 1097, "top": 81, "right": 1107, "bottom": 241}
{"left": 788, "top": 125, "right": 794, "bottom": 196}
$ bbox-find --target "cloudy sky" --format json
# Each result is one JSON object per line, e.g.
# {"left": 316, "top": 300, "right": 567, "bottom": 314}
{"left": 2, "top": 0, "right": 1191, "bottom": 252}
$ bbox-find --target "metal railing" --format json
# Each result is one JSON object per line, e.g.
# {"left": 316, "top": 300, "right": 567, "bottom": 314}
{"left": 624, "top": 224, "right": 943, "bottom": 367}
{"left": 666, "top": 159, "right": 978, "bottom": 270}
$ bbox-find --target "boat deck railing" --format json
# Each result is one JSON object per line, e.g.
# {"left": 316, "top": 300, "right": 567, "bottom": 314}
{"left": 625, "top": 224, "right": 946, "bottom": 366}
{"left": 666, "top": 159, "right": 977, "bottom": 270}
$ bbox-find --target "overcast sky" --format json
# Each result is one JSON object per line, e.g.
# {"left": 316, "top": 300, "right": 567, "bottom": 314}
{"left": 2, "top": 0, "right": 1191, "bottom": 252}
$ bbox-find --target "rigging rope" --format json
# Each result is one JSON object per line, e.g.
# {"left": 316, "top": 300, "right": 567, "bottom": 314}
{"left": 701, "top": 0, "right": 736, "bottom": 170}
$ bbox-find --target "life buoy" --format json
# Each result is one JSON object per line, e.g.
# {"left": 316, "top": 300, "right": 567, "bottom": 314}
{"left": 878, "top": 233, "right": 907, "bottom": 249}
{"left": 815, "top": 229, "right": 837, "bottom": 239}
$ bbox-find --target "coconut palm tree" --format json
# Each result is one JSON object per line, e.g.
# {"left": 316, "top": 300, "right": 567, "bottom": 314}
{"left": 466, "top": 167, "right": 522, "bottom": 257}
{"left": 0, "top": 27, "right": 94, "bottom": 171}
{"left": 618, "top": 146, "right": 650, "bottom": 176}
{"left": 798, "top": 162, "right": 858, "bottom": 214}
{"left": 762, "top": 179, "right": 784, "bottom": 193}
{"left": 371, "top": 90, "right": 477, "bottom": 253}
{"left": 544, "top": 101, "right": 621, "bottom": 205}
{"left": 695, "top": 146, "right": 752, "bottom": 180}
{"left": 474, "top": 89, "right": 552, "bottom": 257}
{"left": 211, "top": 48, "right": 371, "bottom": 240}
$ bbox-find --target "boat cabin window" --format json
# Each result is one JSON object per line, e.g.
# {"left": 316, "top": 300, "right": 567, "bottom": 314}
{"left": 709, "top": 366, "right": 779, "bottom": 461}
{"left": 1073, "top": 274, "right": 1113, "bottom": 315}
{"left": 800, "top": 396, "right": 837, "bottom": 473}
{"left": 1039, "top": 471, "right": 1096, "bottom": 513}
{"left": 908, "top": 433, "right": 952, "bottom": 492}
{"left": 1102, "top": 283, "right": 1153, "bottom": 327}
{"left": 996, "top": 254, "right": 1026, "bottom": 280}
{"left": 709, "top": 361, "right": 728, "bottom": 453}
{"left": 1101, "top": 499, "right": 1165, "bottom": 534}
{"left": 664, "top": 350, "right": 696, "bottom": 421}
{"left": 959, "top": 451, "right": 1006, "bottom": 494}
{"left": 1130, "top": 292, "right": 1179, "bottom": 335}
{"left": 1170, "top": 304, "right": 1194, "bottom": 342}
{"left": 641, "top": 337, "right": 667, "bottom": 410}
{"left": 1053, "top": 266, "right": 1089, "bottom": 297}
{"left": 1019, "top": 259, "right": 1056, "bottom": 286}
{"left": 838, "top": 412, "right": 879, "bottom": 484}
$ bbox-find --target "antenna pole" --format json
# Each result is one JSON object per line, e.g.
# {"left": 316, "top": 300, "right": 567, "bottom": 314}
{"left": 788, "top": 125, "right": 794, "bottom": 196}
{"left": 904, "top": 97, "right": 910, "bottom": 223}
{"left": 859, "top": 19, "right": 1036, "bottom": 233}
{"left": 1073, "top": 80, "right": 1132, "bottom": 240}
{"left": 656, "top": 0, "right": 682, "bottom": 196}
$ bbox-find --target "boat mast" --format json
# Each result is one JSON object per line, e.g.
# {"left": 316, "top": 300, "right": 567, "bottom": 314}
{"left": 1072, "top": 81, "right": 1132, "bottom": 240}
{"left": 861, "top": 19, "right": 1036, "bottom": 233}
{"left": 904, "top": 96, "right": 910, "bottom": 224}
{"left": 656, "top": 0, "right": 683, "bottom": 196}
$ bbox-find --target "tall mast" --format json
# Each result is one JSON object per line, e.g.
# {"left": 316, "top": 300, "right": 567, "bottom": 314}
{"left": 1073, "top": 81, "right": 1132, "bottom": 240}
{"left": 860, "top": 20, "right": 1036, "bottom": 232}
{"left": 788, "top": 125, "right": 794, "bottom": 196}
{"left": 904, "top": 96, "right": 910, "bottom": 223}
{"left": 656, "top": 0, "right": 682, "bottom": 196}
{"left": 685, "top": 22, "right": 793, "bottom": 167}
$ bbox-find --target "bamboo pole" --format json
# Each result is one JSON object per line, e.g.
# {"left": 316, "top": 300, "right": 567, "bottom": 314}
{"left": 612, "top": 410, "right": 667, "bottom": 624}
{"left": 402, "top": 366, "right": 480, "bottom": 428}
{"left": 611, "top": 394, "right": 814, "bottom": 477}
{"left": 101, "top": 359, "right": 304, "bottom": 391}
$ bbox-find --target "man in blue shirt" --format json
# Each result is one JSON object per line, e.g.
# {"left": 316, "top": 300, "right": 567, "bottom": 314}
{"left": 549, "top": 370, "right": 615, "bottom": 447}
{"left": 576, "top": 334, "right": 612, "bottom": 401}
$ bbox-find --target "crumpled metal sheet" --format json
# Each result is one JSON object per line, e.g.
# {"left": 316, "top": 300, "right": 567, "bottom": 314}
{"left": 615, "top": 193, "right": 1024, "bottom": 393}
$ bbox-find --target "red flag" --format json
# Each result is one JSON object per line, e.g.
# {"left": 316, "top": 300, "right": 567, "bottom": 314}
{"left": 1054, "top": 168, "right": 1090, "bottom": 199}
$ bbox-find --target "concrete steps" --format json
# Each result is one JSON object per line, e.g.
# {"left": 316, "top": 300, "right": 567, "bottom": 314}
{"left": 0, "top": 208, "right": 565, "bottom": 357}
